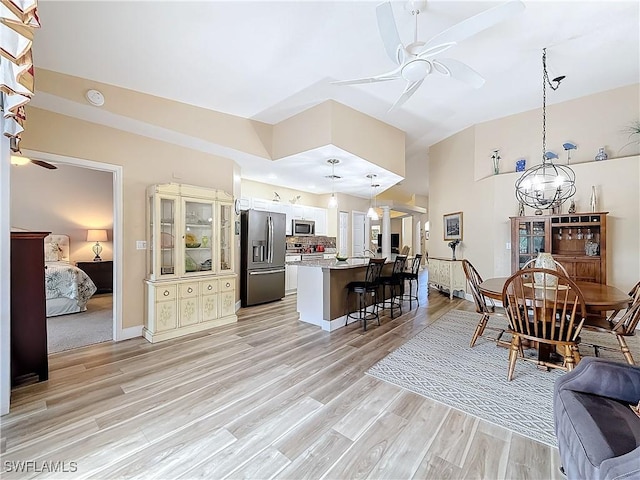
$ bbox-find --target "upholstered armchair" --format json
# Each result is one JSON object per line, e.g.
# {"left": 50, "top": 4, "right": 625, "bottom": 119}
{"left": 554, "top": 357, "right": 640, "bottom": 479}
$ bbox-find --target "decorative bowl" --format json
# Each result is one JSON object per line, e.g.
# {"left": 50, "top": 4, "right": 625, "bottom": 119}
{"left": 336, "top": 255, "right": 348, "bottom": 262}
{"left": 186, "top": 242, "right": 201, "bottom": 248}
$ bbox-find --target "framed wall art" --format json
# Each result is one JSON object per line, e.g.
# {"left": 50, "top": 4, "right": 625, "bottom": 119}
{"left": 443, "top": 211, "right": 463, "bottom": 241}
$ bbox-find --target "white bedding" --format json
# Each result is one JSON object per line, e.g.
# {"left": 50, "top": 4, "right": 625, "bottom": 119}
{"left": 45, "top": 261, "right": 97, "bottom": 317}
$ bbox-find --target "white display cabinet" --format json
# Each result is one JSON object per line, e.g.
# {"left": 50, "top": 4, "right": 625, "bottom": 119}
{"left": 145, "top": 183, "right": 237, "bottom": 342}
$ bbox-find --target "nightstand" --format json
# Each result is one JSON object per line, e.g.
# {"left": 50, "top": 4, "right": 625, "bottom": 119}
{"left": 76, "top": 260, "right": 113, "bottom": 293}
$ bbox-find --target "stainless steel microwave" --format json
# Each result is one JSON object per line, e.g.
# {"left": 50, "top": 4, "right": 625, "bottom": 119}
{"left": 292, "top": 219, "right": 315, "bottom": 236}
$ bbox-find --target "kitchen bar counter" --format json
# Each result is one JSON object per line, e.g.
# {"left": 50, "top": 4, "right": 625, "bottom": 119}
{"left": 296, "top": 256, "right": 395, "bottom": 331}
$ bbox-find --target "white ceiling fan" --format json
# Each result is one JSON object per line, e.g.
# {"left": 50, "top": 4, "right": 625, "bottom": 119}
{"left": 333, "top": 0, "right": 526, "bottom": 111}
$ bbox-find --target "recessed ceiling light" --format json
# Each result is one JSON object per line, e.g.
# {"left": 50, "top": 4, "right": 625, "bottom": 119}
{"left": 85, "top": 89, "right": 105, "bottom": 107}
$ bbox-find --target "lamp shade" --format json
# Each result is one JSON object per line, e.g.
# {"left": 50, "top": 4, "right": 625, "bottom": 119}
{"left": 87, "top": 229, "right": 108, "bottom": 242}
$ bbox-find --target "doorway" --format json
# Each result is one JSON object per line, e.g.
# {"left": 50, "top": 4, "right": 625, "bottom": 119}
{"left": 352, "top": 211, "right": 367, "bottom": 257}
{"left": 17, "top": 149, "right": 123, "bottom": 344}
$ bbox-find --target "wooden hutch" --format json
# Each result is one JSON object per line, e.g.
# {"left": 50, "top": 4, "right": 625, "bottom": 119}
{"left": 510, "top": 212, "right": 607, "bottom": 284}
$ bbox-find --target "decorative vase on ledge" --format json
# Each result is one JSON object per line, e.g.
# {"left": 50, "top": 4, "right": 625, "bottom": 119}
{"left": 590, "top": 186, "right": 597, "bottom": 212}
{"left": 594, "top": 147, "right": 608, "bottom": 161}
{"left": 448, "top": 240, "right": 460, "bottom": 260}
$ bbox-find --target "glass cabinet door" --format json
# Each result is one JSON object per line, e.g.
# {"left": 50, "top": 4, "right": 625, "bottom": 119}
{"left": 147, "top": 195, "right": 179, "bottom": 279}
{"left": 517, "top": 220, "right": 547, "bottom": 269}
{"left": 183, "top": 199, "right": 214, "bottom": 275}
{"left": 218, "top": 202, "right": 233, "bottom": 274}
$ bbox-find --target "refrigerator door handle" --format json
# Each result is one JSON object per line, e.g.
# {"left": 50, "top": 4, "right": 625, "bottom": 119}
{"left": 268, "top": 215, "right": 274, "bottom": 263}
{"left": 249, "top": 268, "right": 285, "bottom": 275}
{"left": 265, "top": 215, "right": 271, "bottom": 264}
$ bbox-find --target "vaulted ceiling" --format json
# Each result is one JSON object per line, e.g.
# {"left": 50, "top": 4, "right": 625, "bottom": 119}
{"left": 30, "top": 1, "right": 640, "bottom": 199}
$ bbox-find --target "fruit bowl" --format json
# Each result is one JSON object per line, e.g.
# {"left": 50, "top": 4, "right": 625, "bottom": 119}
{"left": 336, "top": 255, "right": 349, "bottom": 262}
{"left": 186, "top": 242, "right": 201, "bottom": 248}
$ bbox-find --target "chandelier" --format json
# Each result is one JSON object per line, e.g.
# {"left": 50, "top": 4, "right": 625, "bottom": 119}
{"left": 515, "top": 48, "right": 576, "bottom": 213}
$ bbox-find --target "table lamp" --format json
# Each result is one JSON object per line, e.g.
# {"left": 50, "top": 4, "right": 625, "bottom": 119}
{"left": 87, "top": 229, "right": 108, "bottom": 261}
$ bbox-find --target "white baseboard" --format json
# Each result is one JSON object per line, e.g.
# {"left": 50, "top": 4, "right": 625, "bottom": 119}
{"left": 236, "top": 300, "right": 241, "bottom": 312}
{"left": 118, "top": 325, "right": 143, "bottom": 341}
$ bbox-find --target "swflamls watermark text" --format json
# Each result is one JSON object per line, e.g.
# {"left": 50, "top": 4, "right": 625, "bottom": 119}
{"left": 3, "top": 460, "right": 78, "bottom": 473}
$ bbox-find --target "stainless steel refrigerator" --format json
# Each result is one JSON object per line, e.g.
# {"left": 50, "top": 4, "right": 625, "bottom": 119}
{"left": 240, "top": 209, "right": 286, "bottom": 307}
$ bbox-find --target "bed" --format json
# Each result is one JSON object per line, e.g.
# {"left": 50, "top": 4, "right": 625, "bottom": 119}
{"left": 44, "top": 234, "right": 97, "bottom": 317}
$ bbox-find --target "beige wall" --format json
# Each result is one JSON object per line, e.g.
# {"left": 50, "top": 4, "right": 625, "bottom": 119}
{"left": 242, "top": 179, "right": 327, "bottom": 208}
{"left": 474, "top": 84, "right": 640, "bottom": 180}
{"left": 330, "top": 102, "right": 405, "bottom": 177}
{"left": 241, "top": 178, "right": 371, "bottom": 248}
{"left": 21, "top": 107, "right": 236, "bottom": 330}
{"left": 37, "top": 69, "right": 274, "bottom": 160}
{"left": 11, "top": 163, "right": 113, "bottom": 262}
{"left": 429, "top": 84, "right": 640, "bottom": 292}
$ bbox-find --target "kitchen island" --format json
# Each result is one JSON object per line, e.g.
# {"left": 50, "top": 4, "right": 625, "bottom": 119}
{"left": 296, "top": 257, "right": 394, "bottom": 331}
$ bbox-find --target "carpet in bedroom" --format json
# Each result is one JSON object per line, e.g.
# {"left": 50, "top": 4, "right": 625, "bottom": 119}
{"left": 47, "top": 294, "right": 113, "bottom": 353}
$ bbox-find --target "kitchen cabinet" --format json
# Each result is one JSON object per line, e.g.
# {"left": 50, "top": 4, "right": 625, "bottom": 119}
{"left": 144, "top": 183, "right": 237, "bottom": 343}
{"left": 314, "top": 208, "right": 328, "bottom": 235}
{"left": 427, "top": 257, "right": 466, "bottom": 300}
{"left": 243, "top": 196, "right": 328, "bottom": 236}
{"left": 510, "top": 212, "right": 607, "bottom": 284}
{"left": 285, "top": 255, "right": 301, "bottom": 293}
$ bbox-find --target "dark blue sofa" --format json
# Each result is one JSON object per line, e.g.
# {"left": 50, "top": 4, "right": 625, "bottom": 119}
{"left": 554, "top": 357, "right": 640, "bottom": 479}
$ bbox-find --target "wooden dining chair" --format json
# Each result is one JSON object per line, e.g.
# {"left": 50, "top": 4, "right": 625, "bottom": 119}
{"left": 502, "top": 268, "right": 587, "bottom": 381}
{"left": 581, "top": 280, "right": 640, "bottom": 365}
{"left": 462, "top": 260, "right": 506, "bottom": 348}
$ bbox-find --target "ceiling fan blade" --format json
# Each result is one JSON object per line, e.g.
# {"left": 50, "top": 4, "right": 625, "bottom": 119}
{"left": 376, "top": 2, "right": 404, "bottom": 64}
{"left": 332, "top": 69, "right": 402, "bottom": 86}
{"left": 434, "top": 58, "right": 485, "bottom": 88}
{"left": 388, "top": 79, "right": 424, "bottom": 111}
{"left": 419, "top": 0, "right": 525, "bottom": 57}
{"left": 31, "top": 159, "right": 58, "bottom": 170}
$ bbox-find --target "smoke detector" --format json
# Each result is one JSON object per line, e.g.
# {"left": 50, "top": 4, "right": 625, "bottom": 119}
{"left": 85, "top": 89, "right": 105, "bottom": 107}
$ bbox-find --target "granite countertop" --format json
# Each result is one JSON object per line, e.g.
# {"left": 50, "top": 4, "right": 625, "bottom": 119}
{"left": 295, "top": 256, "right": 394, "bottom": 269}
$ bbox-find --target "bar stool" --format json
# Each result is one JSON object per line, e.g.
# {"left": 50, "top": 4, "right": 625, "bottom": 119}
{"left": 345, "top": 257, "right": 386, "bottom": 331}
{"left": 401, "top": 254, "right": 422, "bottom": 309}
{"left": 378, "top": 255, "right": 407, "bottom": 319}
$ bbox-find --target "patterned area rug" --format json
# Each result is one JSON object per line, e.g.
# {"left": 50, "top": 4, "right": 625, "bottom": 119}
{"left": 366, "top": 309, "right": 635, "bottom": 447}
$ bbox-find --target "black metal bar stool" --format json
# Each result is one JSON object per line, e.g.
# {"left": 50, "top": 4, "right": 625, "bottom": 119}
{"left": 345, "top": 257, "right": 386, "bottom": 331}
{"left": 378, "top": 255, "right": 407, "bottom": 319}
{"left": 401, "top": 254, "right": 422, "bottom": 309}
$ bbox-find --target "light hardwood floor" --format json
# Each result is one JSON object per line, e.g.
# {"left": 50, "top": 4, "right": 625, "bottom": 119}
{"left": 1, "top": 272, "right": 563, "bottom": 479}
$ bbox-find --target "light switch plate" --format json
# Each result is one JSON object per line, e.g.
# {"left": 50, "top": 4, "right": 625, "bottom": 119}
{"left": 136, "top": 240, "right": 147, "bottom": 250}
{"left": 506, "top": 242, "right": 511, "bottom": 250}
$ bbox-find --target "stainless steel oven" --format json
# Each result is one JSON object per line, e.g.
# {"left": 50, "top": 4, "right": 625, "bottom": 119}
{"left": 292, "top": 219, "right": 315, "bottom": 236}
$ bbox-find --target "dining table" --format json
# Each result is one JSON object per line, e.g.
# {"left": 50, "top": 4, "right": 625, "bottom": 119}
{"left": 478, "top": 277, "right": 633, "bottom": 366}
{"left": 478, "top": 277, "right": 632, "bottom": 320}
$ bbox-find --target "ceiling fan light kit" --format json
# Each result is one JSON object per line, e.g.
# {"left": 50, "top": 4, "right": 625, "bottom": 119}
{"left": 8, "top": 136, "right": 57, "bottom": 169}
{"left": 10, "top": 155, "right": 30, "bottom": 166}
{"left": 333, "top": 0, "right": 525, "bottom": 110}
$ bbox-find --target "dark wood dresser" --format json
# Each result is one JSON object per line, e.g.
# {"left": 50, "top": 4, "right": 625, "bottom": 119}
{"left": 10, "top": 231, "right": 50, "bottom": 385}
{"left": 76, "top": 260, "right": 113, "bottom": 293}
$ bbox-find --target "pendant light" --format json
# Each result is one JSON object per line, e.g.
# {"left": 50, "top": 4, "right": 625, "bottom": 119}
{"left": 366, "top": 173, "right": 379, "bottom": 220}
{"left": 515, "top": 48, "right": 575, "bottom": 213}
{"left": 327, "top": 159, "right": 340, "bottom": 208}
